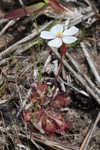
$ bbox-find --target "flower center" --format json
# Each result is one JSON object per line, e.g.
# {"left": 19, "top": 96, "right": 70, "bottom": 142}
{"left": 57, "top": 31, "right": 63, "bottom": 38}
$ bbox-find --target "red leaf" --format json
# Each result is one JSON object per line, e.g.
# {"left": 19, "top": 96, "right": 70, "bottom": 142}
{"left": 59, "top": 121, "right": 71, "bottom": 132}
{"left": 45, "top": 110, "right": 71, "bottom": 133}
{"left": 52, "top": 93, "right": 70, "bottom": 108}
{"left": 52, "top": 115, "right": 70, "bottom": 132}
{"left": 24, "top": 111, "right": 32, "bottom": 122}
{"left": 42, "top": 116, "right": 57, "bottom": 134}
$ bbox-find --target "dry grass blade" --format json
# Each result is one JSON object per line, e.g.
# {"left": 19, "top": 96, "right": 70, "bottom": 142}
{"left": 18, "top": 0, "right": 25, "bottom": 7}
{"left": 0, "top": 1, "right": 99, "bottom": 150}
{"left": 19, "top": 132, "right": 78, "bottom": 150}
{"left": 0, "top": 20, "right": 16, "bottom": 36}
{"left": 66, "top": 53, "right": 100, "bottom": 97}
{"left": 0, "top": 21, "right": 53, "bottom": 61}
{"left": 81, "top": 42, "right": 100, "bottom": 86}
{"left": 80, "top": 130, "right": 91, "bottom": 150}
{"left": 80, "top": 112, "right": 100, "bottom": 150}
{"left": 87, "top": 0, "right": 98, "bottom": 15}
{"left": 31, "top": 133, "right": 79, "bottom": 150}
{"left": 0, "top": 18, "right": 9, "bottom": 25}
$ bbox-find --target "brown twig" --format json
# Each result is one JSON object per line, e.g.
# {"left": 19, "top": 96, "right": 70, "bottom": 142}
{"left": 87, "top": 0, "right": 98, "bottom": 15}
{"left": 0, "top": 21, "right": 53, "bottom": 61}
{"left": 81, "top": 42, "right": 100, "bottom": 86}
{"left": 80, "top": 112, "right": 100, "bottom": 150}
{"left": 80, "top": 129, "right": 91, "bottom": 150}
{"left": 66, "top": 52, "right": 100, "bottom": 97}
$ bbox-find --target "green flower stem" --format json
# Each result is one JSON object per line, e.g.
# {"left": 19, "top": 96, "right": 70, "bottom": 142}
{"left": 33, "top": 15, "right": 42, "bottom": 81}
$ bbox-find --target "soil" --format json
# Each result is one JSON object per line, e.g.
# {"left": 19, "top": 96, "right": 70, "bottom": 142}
{"left": 0, "top": 0, "right": 100, "bottom": 150}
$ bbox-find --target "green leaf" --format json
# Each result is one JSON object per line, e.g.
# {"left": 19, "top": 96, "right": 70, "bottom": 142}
{"left": 29, "top": 40, "right": 42, "bottom": 47}
{"left": 33, "top": 2, "right": 45, "bottom": 7}
{"left": 43, "top": 0, "right": 50, "bottom": 4}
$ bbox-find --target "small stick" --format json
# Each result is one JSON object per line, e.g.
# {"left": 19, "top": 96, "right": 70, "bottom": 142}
{"left": 0, "top": 19, "right": 9, "bottom": 25}
{"left": 16, "top": 88, "right": 32, "bottom": 118}
{"left": 18, "top": 0, "right": 25, "bottom": 7}
{"left": 87, "top": 0, "right": 98, "bottom": 15}
{"left": 59, "top": 77, "right": 89, "bottom": 97}
{"left": 81, "top": 42, "right": 100, "bottom": 86}
{"left": 66, "top": 53, "right": 100, "bottom": 97}
{"left": 82, "top": 112, "right": 100, "bottom": 150}
{"left": 80, "top": 129, "right": 91, "bottom": 150}
{"left": 0, "top": 21, "right": 53, "bottom": 60}
{"left": 0, "top": 20, "right": 16, "bottom": 36}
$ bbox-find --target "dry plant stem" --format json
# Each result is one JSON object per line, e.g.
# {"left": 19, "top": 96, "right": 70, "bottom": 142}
{"left": 0, "top": 20, "right": 16, "bottom": 36}
{"left": 66, "top": 53, "right": 100, "bottom": 97}
{"left": 16, "top": 64, "right": 34, "bottom": 117}
{"left": 0, "top": 21, "right": 53, "bottom": 61}
{"left": 80, "top": 130, "right": 91, "bottom": 150}
{"left": 0, "top": 6, "right": 95, "bottom": 59}
{"left": 18, "top": 0, "right": 25, "bottom": 7}
{"left": 19, "top": 133, "right": 45, "bottom": 150}
{"left": 0, "top": 19, "right": 9, "bottom": 25}
{"left": 51, "top": 47, "right": 100, "bottom": 104}
{"left": 83, "top": 112, "right": 100, "bottom": 150}
{"left": 59, "top": 77, "right": 89, "bottom": 96}
{"left": 69, "top": 8, "right": 96, "bottom": 27}
{"left": 0, "top": 56, "right": 26, "bottom": 66}
{"left": 16, "top": 88, "right": 32, "bottom": 118}
{"left": 31, "top": 133, "right": 78, "bottom": 150}
{"left": 30, "top": 139, "right": 45, "bottom": 150}
{"left": 13, "top": 43, "right": 33, "bottom": 55}
{"left": 87, "top": 0, "right": 98, "bottom": 15}
{"left": 81, "top": 42, "right": 100, "bottom": 86}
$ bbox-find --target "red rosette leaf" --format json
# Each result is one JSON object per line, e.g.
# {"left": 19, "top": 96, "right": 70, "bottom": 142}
{"left": 59, "top": 121, "right": 71, "bottom": 132}
{"left": 52, "top": 93, "right": 70, "bottom": 108}
{"left": 46, "top": 110, "right": 71, "bottom": 133}
{"left": 42, "top": 116, "right": 57, "bottom": 134}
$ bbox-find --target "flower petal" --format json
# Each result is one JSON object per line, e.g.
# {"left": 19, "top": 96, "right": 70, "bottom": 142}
{"left": 48, "top": 38, "right": 62, "bottom": 48}
{"left": 40, "top": 31, "right": 56, "bottom": 39}
{"left": 63, "top": 36, "right": 77, "bottom": 44}
{"left": 50, "top": 24, "right": 63, "bottom": 35}
{"left": 63, "top": 26, "right": 79, "bottom": 36}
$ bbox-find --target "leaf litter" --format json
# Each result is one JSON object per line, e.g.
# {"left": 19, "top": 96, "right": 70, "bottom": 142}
{"left": 0, "top": 0, "right": 100, "bottom": 150}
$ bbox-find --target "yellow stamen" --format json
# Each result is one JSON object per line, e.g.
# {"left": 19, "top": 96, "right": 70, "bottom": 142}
{"left": 57, "top": 31, "right": 63, "bottom": 38}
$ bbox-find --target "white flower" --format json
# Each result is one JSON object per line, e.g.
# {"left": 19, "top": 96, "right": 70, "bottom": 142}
{"left": 40, "top": 24, "right": 79, "bottom": 48}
